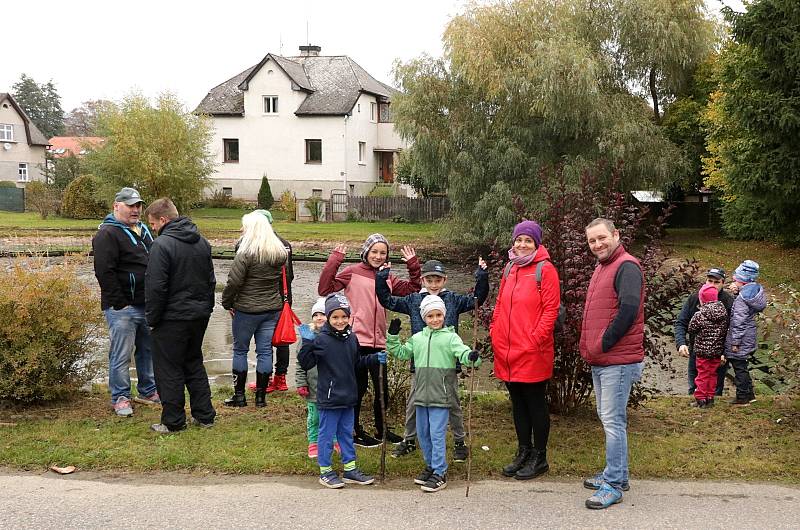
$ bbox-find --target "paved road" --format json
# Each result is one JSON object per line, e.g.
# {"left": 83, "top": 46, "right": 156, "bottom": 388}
{"left": 1, "top": 471, "right": 798, "bottom": 529}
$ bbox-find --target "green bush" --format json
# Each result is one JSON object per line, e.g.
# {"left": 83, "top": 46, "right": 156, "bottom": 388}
{"left": 0, "top": 181, "right": 17, "bottom": 188}
{"left": 24, "top": 181, "right": 60, "bottom": 219}
{"left": 203, "top": 189, "right": 249, "bottom": 209}
{"left": 257, "top": 174, "right": 274, "bottom": 210}
{"left": 276, "top": 189, "right": 296, "bottom": 214}
{"left": 62, "top": 174, "right": 113, "bottom": 219}
{"left": 0, "top": 260, "right": 103, "bottom": 402}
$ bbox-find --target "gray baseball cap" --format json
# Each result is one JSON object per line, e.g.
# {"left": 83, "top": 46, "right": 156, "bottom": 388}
{"left": 114, "top": 187, "right": 144, "bottom": 206}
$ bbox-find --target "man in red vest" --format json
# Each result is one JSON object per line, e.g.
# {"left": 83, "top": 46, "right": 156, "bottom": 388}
{"left": 580, "top": 218, "right": 645, "bottom": 510}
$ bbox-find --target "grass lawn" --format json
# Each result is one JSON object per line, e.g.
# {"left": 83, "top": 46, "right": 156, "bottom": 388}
{"left": 0, "top": 209, "right": 440, "bottom": 247}
{"left": 1, "top": 390, "right": 797, "bottom": 482}
{"left": 665, "top": 228, "right": 800, "bottom": 289}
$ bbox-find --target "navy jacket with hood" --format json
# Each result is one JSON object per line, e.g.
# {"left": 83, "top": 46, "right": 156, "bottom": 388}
{"left": 144, "top": 217, "right": 216, "bottom": 327}
{"left": 298, "top": 323, "right": 379, "bottom": 409}
{"left": 92, "top": 214, "right": 154, "bottom": 310}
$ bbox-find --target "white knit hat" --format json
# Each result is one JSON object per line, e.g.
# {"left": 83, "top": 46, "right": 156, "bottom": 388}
{"left": 420, "top": 294, "right": 446, "bottom": 319}
{"left": 311, "top": 297, "right": 326, "bottom": 317}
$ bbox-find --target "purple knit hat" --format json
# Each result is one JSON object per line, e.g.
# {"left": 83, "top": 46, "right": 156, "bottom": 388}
{"left": 512, "top": 220, "right": 542, "bottom": 247}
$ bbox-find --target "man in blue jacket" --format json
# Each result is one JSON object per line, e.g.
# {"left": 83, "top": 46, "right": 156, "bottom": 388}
{"left": 92, "top": 187, "right": 158, "bottom": 417}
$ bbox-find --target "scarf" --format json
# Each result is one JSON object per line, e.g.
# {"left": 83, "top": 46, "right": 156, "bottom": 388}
{"left": 329, "top": 324, "right": 352, "bottom": 341}
{"left": 507, "top": 248, "right": 537, "bottom": 268}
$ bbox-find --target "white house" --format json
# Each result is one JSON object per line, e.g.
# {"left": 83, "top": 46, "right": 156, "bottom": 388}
{"left": 195, "top": 45, "right": 408, "bottom": 200}
{"left": 0, "top": 93, "right": 49, "bottom": 186}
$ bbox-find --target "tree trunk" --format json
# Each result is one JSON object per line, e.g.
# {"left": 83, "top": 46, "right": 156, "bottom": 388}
{"left": 650, "top": 67, "right": 661, "bottom": 124}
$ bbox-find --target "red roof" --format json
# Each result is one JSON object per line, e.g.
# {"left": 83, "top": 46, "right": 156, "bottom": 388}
{"left": 48, "top": 136, "right": 104, "bottom": 158}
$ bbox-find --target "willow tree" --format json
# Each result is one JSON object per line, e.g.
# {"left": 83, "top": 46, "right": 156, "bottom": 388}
{"left": 392, "top": 0, "right": 719, "bottom": 244}
{"left": 86, "top": 93, "right": 214, "bottom": 212}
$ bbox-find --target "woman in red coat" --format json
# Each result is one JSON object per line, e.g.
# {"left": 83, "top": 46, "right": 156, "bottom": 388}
{"left": 490, "top": 220, "right": 561, "bottom": 480}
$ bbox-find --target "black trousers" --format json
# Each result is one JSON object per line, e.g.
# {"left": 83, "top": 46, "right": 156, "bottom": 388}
{"left": 728, "top": 357, "right": 754, "bottom": 399}
{"left": 355, "top": 345, "right": 389, "bottom": 435}
{"left": 505, "top": 380, "right": 550, "bottom": 451}
{"left": 273, "top": 345, "right": 289, "bottom": 375}
{"left": 151, "top": 319, "right": 216, "bottom": 430}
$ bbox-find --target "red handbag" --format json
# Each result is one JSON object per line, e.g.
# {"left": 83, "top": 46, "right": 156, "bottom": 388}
{"left": 272, "top": 266, "right": 301, "bottom": 346}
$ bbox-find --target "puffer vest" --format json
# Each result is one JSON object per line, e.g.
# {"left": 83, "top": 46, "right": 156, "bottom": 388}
{"left": 580, "top": 244, "right": 645, "bottom": 366}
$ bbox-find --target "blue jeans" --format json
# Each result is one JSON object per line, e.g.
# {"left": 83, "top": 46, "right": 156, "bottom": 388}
{"left": 318, "top": 407, "right": 356, "bottom": 470}
{"left": 231, "top": 310, "right": 280, "bottom": 373}
{"left": 416, "top": 406, "right": 450, "bottom": 476}
{"left": 591, "top": 362, "right": 643, "bottom": 491}
{"left": 103, "top": 305, "right": 156, "bottom": 402}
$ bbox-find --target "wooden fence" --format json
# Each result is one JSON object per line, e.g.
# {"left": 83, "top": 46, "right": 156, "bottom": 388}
{"left": 348, "top": 196, "right": 450, "bottom": 222}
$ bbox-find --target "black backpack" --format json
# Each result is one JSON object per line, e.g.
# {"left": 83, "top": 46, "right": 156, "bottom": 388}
{"left": 503, "top": 260, "right": 567, "bottom": 332}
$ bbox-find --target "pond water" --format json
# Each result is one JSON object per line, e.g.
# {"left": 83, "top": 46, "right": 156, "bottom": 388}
{"left": 40, "top": 258, "right": 477, "bottom": 387}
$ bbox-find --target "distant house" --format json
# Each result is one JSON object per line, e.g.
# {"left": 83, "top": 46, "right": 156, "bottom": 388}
{"left": 48, "top": 136, "right": 104, "bottom": 158}
{"left": 195, "top": 45, "right": 408, "bottom": 200}
{"left": 0, "top": 93, "right": 49, "bottom": 186}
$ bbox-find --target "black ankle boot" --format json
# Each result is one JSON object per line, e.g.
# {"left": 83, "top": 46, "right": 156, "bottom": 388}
{"left": 224, "top": 370, "right": 248, "bottom": 407}
{"left": 255, "top": 372, "right": 270, "bottom": 408}
{"left": 502, "top": 445, "right": 532, "bottom": 477}
{"left": 514, "top": 448, "right": 549, "bottom": 480}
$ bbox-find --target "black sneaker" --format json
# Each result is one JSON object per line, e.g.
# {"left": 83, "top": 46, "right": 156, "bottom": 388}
{"left": 730, "top": 397, "right": 751, "bottom": 406}
{"left": 392, "top": 439, "right": 417, "bottom": 458}
{"left": 453, "top": 441, "right": 469, "bottom": 463}
{"left": 353, "top": 430, "right": 382, "bottom": 448}
{"left": 421, "top": 473, "right": 447, "bottom": 492}
{"left": 414, "top": 466, "right": 434, "bottom": 485}
{"left": 385, "top": 430, "right": 403, "bottom": 445}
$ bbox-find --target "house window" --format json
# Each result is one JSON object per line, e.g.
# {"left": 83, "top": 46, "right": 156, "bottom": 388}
{"left": 263, "top": 96, "right": 279, "bottom": 114}
{"left": 222, "top": 187, "right": 233, "bottom": 197}
{"left": 18, "top": 163, "right": 29, "bottom": 182}
{"left": 0, "top": 124, "right": 13, "bottom": 141}
{"left": 312, "top": 188, "right": 323, "bottom": 198}
{"left": 370, "top": 102, "right": 377, "bottom": 122}
{"left": 223, "top": 139, "right": 239, "bottom": 163}
{"left": 305, "top": 139, "right": 322, "bottom": 164}
{"left": 358, "top": 142, "right": 366, "bottom": 164}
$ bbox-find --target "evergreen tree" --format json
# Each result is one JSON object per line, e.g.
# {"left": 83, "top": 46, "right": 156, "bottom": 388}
{"left": 257, "top": 175, "right": 274, "bottom": 210}
{"left": 703, "top": 1, "right": 800, "bottom": 245}
{"left": 11, "top": 74, "right": 65, "bottom": 139}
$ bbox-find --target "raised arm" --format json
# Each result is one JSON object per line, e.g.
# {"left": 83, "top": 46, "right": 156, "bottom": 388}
{"left": 318, "top": 245, "right": 351, "bottom": 295}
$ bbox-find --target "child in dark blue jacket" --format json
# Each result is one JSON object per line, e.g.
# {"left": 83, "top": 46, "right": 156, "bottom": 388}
{"left": 376, "top": 258, "right": 488, "bottom": 461}
{"left": 298, "top": 293, "right": 386, "bottom": 489}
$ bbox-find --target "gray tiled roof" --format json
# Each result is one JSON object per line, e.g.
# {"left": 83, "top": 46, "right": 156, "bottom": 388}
{"left": 194, "top": 54, "right": 398, "bottom": 116}
{"left": 0, "top": 93, "right": 49, "bottom": 145}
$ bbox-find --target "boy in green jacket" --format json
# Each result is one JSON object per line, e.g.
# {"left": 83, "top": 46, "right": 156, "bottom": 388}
{"left": 386, "top": 295, "right": 481, "bottom": 493}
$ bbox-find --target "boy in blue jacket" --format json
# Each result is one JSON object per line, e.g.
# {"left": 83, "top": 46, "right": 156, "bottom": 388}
{"left": 298, "top": 293, "right": 386, "bottom": 489}
{"left": 376, "top": 258, "right": 488, "bottom": 461}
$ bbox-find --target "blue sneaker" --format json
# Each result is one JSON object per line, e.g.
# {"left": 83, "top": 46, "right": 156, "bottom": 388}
{"left": 585, "top": 482, "right": 623, "bottom": 510}
{"left": 342, "top": 468, "right": 375, "bottom": 485}
{"left": 583, "top": 474, "right": 630, "bottom": 491}
{"left": 319, "top": 470, "right": 345, "bottom": 489}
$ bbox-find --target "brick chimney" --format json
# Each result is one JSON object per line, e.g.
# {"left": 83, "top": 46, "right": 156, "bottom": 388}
{"left": 299, "top": 45, "right": 321, "bottom": 57}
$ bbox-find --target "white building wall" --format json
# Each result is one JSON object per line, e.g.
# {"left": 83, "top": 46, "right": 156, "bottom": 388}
{"left": 0, "top": 103, "right": 46, "bottom": 185}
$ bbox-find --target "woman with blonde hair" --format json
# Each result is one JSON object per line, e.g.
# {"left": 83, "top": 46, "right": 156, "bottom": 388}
{"left": 222, "top": 210, "right": 288, "bottom": 407}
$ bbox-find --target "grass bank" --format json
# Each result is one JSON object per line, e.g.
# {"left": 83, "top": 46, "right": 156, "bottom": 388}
{"left": 1, "top": 390, "right": 797, "bottom": 482}
{"left": 665, "top": 228, "right": 800, "bottom": 289}
{"left": 0, "top": 209, "right": 441, "bottom": 249}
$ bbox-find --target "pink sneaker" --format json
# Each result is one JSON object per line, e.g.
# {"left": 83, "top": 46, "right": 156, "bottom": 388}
{"left": 113, "top": 396, "right": 133, "bottom": 417}
{"left": 308, "top": 442, "right": 318, "bottom": 459}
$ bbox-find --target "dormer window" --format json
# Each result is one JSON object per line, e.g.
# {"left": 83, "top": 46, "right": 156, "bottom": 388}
{"left": 0, "top": 124, "right": 13, "bottom": 141}
{"left": 263, "top": 96, "right": 279, "bottom": 114}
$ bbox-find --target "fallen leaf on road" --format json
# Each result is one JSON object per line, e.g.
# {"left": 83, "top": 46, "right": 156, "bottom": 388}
{"left": 49, "top": 465, "right": 76, "bottom": 475}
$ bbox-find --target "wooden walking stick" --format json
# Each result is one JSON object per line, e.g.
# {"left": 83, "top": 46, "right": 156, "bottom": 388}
{"left": 378, "top": 356, "right": 388, "bottom": 483}
{"left": 466, "top": 299, "right": 479, "bottom": 498}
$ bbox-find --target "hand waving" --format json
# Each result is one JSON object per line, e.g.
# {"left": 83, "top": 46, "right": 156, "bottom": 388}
{"left": 400, "top": 246, "right": 416, "bottom": 263}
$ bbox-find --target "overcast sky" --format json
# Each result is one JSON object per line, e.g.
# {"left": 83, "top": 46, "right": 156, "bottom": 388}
{"left": 3, "top": 0, "right": 745, "bottom": 114}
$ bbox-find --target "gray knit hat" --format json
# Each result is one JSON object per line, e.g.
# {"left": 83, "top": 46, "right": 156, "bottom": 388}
{"left": 360, "top": 233, "right": 389, "bottom": 264}
{"left": 324, "top": 293, "right": 351, "bottom": 317}
{"left": 420, "top": 294, "right": 446, "bottom": 319}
